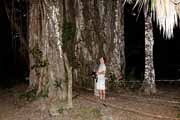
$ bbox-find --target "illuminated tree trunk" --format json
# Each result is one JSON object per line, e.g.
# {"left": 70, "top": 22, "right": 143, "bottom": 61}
{"left": 142, "top": 14, "right": 156, "bottom": 94}
{"left": 111, "top": 0, "right": 125, "bottom": 80}
{"left": 28, "top": 0, "right": 72, "bottom": 114}
{"left": 74, "top": 0, "right": 125, "bottom": 90}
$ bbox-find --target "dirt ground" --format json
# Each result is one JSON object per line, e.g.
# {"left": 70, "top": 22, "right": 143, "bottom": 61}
{"left": 0, "top": 83, "right": 180, "bottom": 120}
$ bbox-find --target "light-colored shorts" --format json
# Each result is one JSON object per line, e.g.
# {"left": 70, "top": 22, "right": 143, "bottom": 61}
{"left": 96, "top": 79, "right": 105, "bottom": 90}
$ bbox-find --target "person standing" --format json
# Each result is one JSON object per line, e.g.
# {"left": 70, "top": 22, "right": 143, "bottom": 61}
{"left": 96, "top": 57, "right": 106, "bottom": 101}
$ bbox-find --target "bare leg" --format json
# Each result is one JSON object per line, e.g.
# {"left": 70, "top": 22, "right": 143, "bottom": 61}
{"left": 98, "top": 90, "right": 101, "bottom": 100}
{"left": 102, "top": 90, "right": 105, "bottom": 100}
{"left": 100, "top": 90, "right": 103, "bottom": 100}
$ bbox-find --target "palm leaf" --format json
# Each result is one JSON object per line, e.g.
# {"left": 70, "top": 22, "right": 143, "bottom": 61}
{"left": 175, "top": 3, "right": 180, "bottom": 19}
{"left": 125, "top": 0, "right": 179, "bottom": 39}
{"left": 153, "top": 0, "right": 178, "bottom": 39}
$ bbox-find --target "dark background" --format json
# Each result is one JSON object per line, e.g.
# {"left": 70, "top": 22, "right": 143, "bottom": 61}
{"left": 0, "top": 0, "right": 28, "bottom": 88}
{"left": 125, "top": 3, "right": 180, "bottom": 80}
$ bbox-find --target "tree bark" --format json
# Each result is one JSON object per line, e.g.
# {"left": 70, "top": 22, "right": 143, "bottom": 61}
{"left": 141, "top": 14, "right": 156, "bottom": 95}
{"left": 111, "top": 0, "right": 125, "bottom": 80}
{"left": 28, "top": 0, "right": 125, "bottom": 113}
{"left": 62, "top": 0, "right": 75, "bottom": 109}
{"left": 73, "top": 0, "right": 125, "bottom": 90}
{"left": 28, "top": 0, "right": 72, "bottom": 114}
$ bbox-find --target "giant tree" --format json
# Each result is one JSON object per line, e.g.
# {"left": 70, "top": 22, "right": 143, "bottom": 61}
{"left": 28, "top": 0, "right": 125, "bottom": 113}
{"left": 73, "top": 0, "right": 125, "bottom": 90}
{"left": 28, "top": 0, "right": 73, "bottom": 115}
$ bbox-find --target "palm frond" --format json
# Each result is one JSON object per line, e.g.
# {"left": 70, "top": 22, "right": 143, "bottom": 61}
{"left": 153, "top": 0, "right": 178, "bottom": 39}
{"left": 125, "top": 0, "right": 179, "bottom": 39}
{"left": 175, "top": 2, "right": 180, "bottom": 18}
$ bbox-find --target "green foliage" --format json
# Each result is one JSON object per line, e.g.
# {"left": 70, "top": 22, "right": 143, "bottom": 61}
{"left": 62, "top": 21, "right": 76, "bottom": 48}
{"left": 108, "top": 72, "right": 120, "bottom": 91}
{"left": 57, "top": 106, "right": 64, "bottom": 114}
{"left": 150, "top": 0, "right": 156, "bottom": 10}
{"left": 40, "top": 81, "right": 49, "bottom": 98}
{"left": 177, "top": 114, "right": 180, "bottom": 118}
{"left": 54, "top": 80, "right": 62, "bottom": 90}
{"left": 30, "top": 45, "right": 49, "bottom": 69}
{"left": 18, "top": 89, "right": 37, "bottom": 102}
{"left": 31, "top": 45, "right": 43, "bottom": 58}
{"left": 62, "top": 21, "right": 76, "bottom": 67}
{"left": 31, "top": 59, "right": 49, "bottom": 69}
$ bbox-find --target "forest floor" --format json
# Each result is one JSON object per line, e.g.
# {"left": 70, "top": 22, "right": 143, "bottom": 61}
{"left": 0, "top": 83, "right": 180, "bottom": 120}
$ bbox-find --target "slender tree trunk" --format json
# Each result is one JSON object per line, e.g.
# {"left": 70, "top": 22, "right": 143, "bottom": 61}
{"left": 111, "top": 0, "right": 125, "bottom": 79}
{"left": 62, "top": 0, "right": 75, "bottom": 109}
{"left": 141, "top": 14, "right": 156, "bottom": 95}
{"left": 28, "top": 0, "right": 72, "bottom": 115}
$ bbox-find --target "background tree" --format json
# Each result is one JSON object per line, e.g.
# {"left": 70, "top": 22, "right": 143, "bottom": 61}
{"left": 126, "top": 0, "right": 179, "bottom": 94}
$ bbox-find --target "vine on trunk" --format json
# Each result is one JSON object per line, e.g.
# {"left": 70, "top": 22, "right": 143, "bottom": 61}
{"left": 30, "top": 45, "right": 49, "bottom": 69}
{"left": 62, "top": 21, "right": 76, "bottom": 67}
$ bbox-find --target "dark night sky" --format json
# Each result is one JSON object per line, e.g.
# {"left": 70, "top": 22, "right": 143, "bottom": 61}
{"left": 153, "top": 21, "right": 180, "bottom": 80}
{"left": 125, "top": 3, "right": 180, "bottom": 80}
{"left": 124, "top": 3, "right": 145, "bottom": 80}
{"left": 0, "top": 0, "right": 28, "bottom": 87}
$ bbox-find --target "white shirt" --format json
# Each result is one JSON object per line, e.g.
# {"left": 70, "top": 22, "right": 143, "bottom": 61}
{"left": 97, "top": 64, "right": 106, "bottom": 80}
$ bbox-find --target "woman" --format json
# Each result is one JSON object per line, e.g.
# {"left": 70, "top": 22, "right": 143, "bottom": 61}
{"left": 96, "top": 57, "right": 106, "bottom": 101}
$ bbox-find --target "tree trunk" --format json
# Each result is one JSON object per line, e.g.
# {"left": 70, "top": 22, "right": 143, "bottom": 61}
{"left": 111, "top": 0, "right": 125, "bottom": 80}
{"left": 62, "top": 0, "right": 75, "bottom": 109}
{"left": 28, "top": 0, "right": 72, "bottom": 114}
{"left": 73, "top": 0, "right": 125, "bottom": 90}
{"left": 28, "top": 0, "right": 125, "bottom": 113}
{"left": 141, "top": 14, "right": 156, "bottom": 95}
